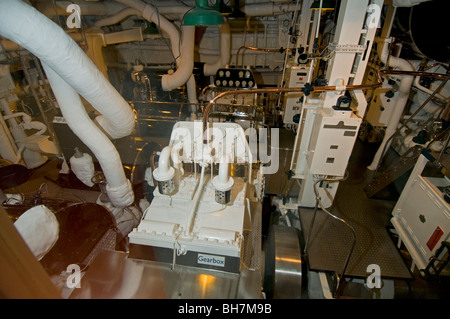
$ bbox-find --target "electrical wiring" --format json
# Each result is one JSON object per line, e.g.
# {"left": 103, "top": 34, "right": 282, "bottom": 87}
{"left": 303, "top": 171, "right": 356, "bottom": 298}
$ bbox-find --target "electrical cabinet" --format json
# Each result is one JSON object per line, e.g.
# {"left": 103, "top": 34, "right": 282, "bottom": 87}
{"left": 307, "top": 108, "right": 361, "bottom": 176}
{"left": 391, "top": 154, "right": 450, "bottom": 272}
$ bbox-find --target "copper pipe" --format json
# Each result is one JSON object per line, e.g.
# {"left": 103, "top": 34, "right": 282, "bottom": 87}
{"left": 201, "top": 69, "right": 449, "bottom": 141}
{"left": 235, "top": 46, "right": 292, "bottom": 67}
{"left": 378, "top": 70, "right": 448, "bottom": 80}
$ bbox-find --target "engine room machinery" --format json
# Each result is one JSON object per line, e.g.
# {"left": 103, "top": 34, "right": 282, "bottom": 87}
{"left": 0, "top": 0, "right": 449, "bottom": 301}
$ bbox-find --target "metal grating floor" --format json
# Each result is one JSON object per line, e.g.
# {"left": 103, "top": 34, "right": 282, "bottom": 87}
{"left": 299, "top": 141, "right": 413, "bottom": 280}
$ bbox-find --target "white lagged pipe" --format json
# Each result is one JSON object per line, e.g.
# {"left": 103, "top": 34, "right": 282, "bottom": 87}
{"left": 42, "top": 64, "right": 134, "bottom": 207}
{"left": 0, "top": 98, "right": 47, "bottom": 167}
{"left": 203, "top": 21, "right": 231, "bottom": 77}
{"left": 115, "top": 0, "right": 181, "bottom": 63}
{"left": 161, "top": 25, "right": 195, "bottom": 92}
{"left": 367, "top": 39, "right": 415, "bottom": 171}
{"left": 94, "top": 7, "right": 142, "bottom": 27}
{"left": 0, "top": 0, "right": 135, "bottom": 140}
{"left": 114, "top": 0, "right": 197, "bottom": 101}
{"left": 242, "top": 2, "right": 300, "bottom": 16}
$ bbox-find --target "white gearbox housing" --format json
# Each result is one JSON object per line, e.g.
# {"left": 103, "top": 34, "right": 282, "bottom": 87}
{"left": 128, "top": 121, "right": 252, "bottom": 273}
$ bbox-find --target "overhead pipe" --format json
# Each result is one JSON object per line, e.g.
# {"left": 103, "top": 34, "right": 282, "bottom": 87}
{"left": 114, "top": 0, "right": 198, "bottom": 103}
{"left": 114, "top": 0, "right": 181, "bottom": 65}
{"left": 241, "top": 2, "right": 300, "bottom": 16}
{"left": 94, "top": 7, "right": 142, "bottom": 27}
{"left": 34, "top": 0, "right": 126, "bottom": 18}
{"left": 235, "top": 46, "right": 292, "bottom": 68}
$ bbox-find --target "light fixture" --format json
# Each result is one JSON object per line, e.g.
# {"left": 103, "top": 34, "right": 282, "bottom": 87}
{"left": 182, "top": 0, "right": 225, "bottom": 26}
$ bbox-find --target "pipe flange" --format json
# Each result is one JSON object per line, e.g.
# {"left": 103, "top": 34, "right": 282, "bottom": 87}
{"left": 153, "top": 166, "right": 175, "bottom": 182}
{"left": 212, "top": 175, "right": 234, "bottom": 191}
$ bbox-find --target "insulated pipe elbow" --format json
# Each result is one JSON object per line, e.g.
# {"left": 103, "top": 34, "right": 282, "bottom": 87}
{"left": 0, "top": 0, "right": 135, "bottom": 140}
{"left": 204, "top": 22, "right": 231, "bottom": 77}
{"left": 115, "top": 0, "right": 181, "bottom": 64}
{"left": 94, "top": 7, "right": 142, "bottom": 27}
{"left": 161, "top": 25, "right": 195, "bottom": 91}
{"left": 26, "top": 121, "right": 48, "bottom": 136}
{"left": 152, "top": 146, "right": 175, "bottom": 182}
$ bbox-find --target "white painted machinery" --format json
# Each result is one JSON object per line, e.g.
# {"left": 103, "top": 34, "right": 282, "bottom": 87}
{"left": 129, "top": 121, "right": 260, "bottom": 273}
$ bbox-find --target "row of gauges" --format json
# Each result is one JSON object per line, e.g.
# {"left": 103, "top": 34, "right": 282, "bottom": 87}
{"left": 213, "top": 68, "right": 256, "bottom": 89}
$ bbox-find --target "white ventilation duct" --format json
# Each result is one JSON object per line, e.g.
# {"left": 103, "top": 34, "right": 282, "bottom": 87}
{"left": 0, "top": 0, "right": 135, "bottom": 207}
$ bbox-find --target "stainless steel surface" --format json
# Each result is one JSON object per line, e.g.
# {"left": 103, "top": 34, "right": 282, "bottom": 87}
{"left": 70, "top": 250, "right": 262, "bottom": 299}
{"left": 269, "top": 225, "right": 303, "bottom": 299}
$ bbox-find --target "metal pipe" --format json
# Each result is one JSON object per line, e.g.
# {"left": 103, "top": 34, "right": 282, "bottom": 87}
{"left": 235, "top": 46, "right": 292, "bottom": 68}
{"left": 201, "top": 69, "right": 449, "bottom": 140}
{"left": 372, "top": 76, "right": 449, "bottom": 175}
